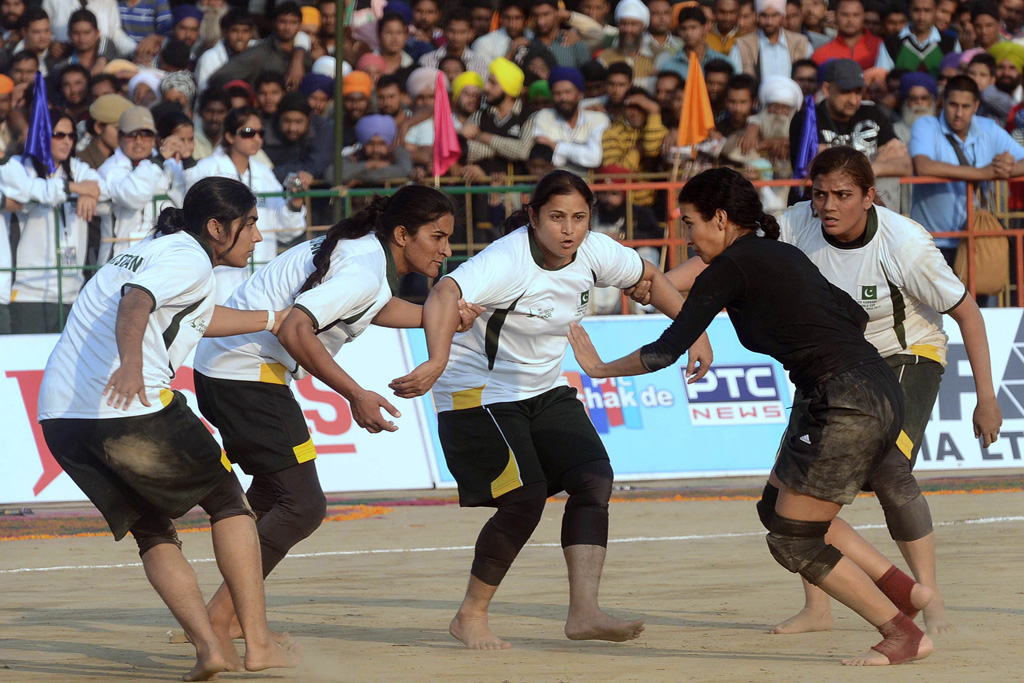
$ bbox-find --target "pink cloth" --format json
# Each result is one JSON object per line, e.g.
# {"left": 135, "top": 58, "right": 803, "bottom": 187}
{"left": 432, "top": 71, "right": 460, "bottom": 177}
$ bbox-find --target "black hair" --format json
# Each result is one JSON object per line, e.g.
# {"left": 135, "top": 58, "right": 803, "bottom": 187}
{"left": 502, "top": 169, "right": 594, "bottom": 234}
{"left": 378, "top": 12, "right": 408, "bottom": 33}
{"left": 439, "top": 54, "right": 467, "bottom": 74}
{"left": 23, "top": 7, "right": 48, "bottom": 25}
{"left": 883, "top": 0, "right": 908, "bottom": 19}
{"left": 299, "top": 185, "right": 455, "bottom": 294}
{"left": 791, "top": 58, "right": 818, "bottom": 76}
{"left": 499, "top": 0, "right": 528, "bottom": 14}
{"left": 581, "top": 60, "right": 608, "bottom": 81}
{"left": 68, "top": 8, "right": 98, "bottom": 29}
{"left": 677, "top": 167, "right": 780, "bottom": 240}
{"left": 413, "top": 0, "right": 440, "bottom": 8}
{"left": 155, "top": 177, "right": 257, "bottom": 261}
{"left": 726, "top": 72, "right": 758, "bottom": 98}
{"left": 677, "top": 5, "right": 706, "bottom": 24}
{"left": 968, "top": 52, "right": 997, "bottom": 73}
{"left": 944, "top": 74, "right": 980, "bottom": 100}
{"left": 531, "top": 0, "right": 559, "bottom": 10}
{"left": 376, "top": 73, "right": 405, "bottom": 92}
{"left": 624, "top": 85, "right": 649, "bottom": 99}
{"left": 655, "top": 70, "right": 685, "bottom": 90}
{"left": 9, "top": 50, "right": 39, "bottom": 69}
{"left": 220, "top": 8, "right": 254, "bottom": 32}
{"left": 864, "top": 0, "right": 885, "bottom": 13}
{"left": 31, "top": 107, "right": 75, "bottom": 181}
{"left": 199, "top": 88, "right": 232, "bottom": 111}
{"left": 221, "top": 106, "right": 261, "bottom": 150}
{"left": 157, "top": 110, "right": 194, "bottom": 140}
{"left": 835, "top": 0, "right": 865, "bottom": 9}
{"left": 808, "top": 145, "right": 875, "bottom": 194}
{"left": 444, "top": 7, "right": 473, "bottom": 27}
{"left": 256, "top": 70, "right": 287, "bottom": 91}
{"left": 89, "top": 73, "right": 119, "bottom": 93}
{"left": 704, "top": 58, "right": 734, "bottom": 76}
{"left": 607, "top": 61, "right": 633, "bottom": 80}
{"left": 273, "top": 1, "right": 303, "bottom": 20}
{"left": 225, "top": 84, "right": 254, "bottom": 104}
{"left": 60, "top": 63, "right": 90, "bottom": 83}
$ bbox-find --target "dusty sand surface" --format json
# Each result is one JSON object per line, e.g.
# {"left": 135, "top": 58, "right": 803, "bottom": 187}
{"left": 1, "top": 485, "right": 1022, "bottom": 682}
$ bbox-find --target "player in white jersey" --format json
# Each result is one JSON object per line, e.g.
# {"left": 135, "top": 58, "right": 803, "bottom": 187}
{"left": 190, "top": 185, "right": 481, "bottom": 648}
{"left": 37, "top": 178, "right": 300, "bottom": 681}
{"left": 634, "top": 147, "right": 1002, "bottom": 637}
{"left": 391, "top": 171, "right": 713, "bottom": 650}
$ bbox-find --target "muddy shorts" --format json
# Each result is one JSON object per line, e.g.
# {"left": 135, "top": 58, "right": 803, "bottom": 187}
{"left": 774, "top": 360, "right": 906, "bottom": 506}
{"left": 41, "top": 391, "right": 234, "bottom": 541}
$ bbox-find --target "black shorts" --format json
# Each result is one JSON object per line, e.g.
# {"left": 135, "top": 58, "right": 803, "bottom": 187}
{"left": 774, "top": 360, "right": 906, "bottom": 506}
{"left": 438, "top": 386, "right": 610, "bottom": 507}
{"left": 884, "top": 354, "right": 944, "bottom": 469}
{"left": 41, "top": 391, "right": 234, "bottom": 541}
{"left": 194, "top": 372, "right": 316, "bottom": 476}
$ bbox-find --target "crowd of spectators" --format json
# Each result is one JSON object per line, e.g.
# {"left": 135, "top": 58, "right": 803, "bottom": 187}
{"left": 2, "top": 0, "right": 1024, "bottom": 329}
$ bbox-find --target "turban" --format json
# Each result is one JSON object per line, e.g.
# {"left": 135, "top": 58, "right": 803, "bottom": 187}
{"left": 301, "top": 6, "right": 321, "bottom": 28}
{"left": 159, "top": 70, "right": 196, "bottom": 105}
{"left": 355, "top": 114, "right": 397, "bottom": 146}
{"left": 548, "top": 66, "right": 584, "bottom": 92}
{"left": 899, "top": 72, "right": 938, "bottom": 101}
{"left": 406, "top": 67, "right": 447, "bottom": 97}
{"left": 528, "top": 79, "right": 552, "bottom": 101}
{"left": 383, "top": 1, "right": 413, "bottom": 25}
{"left": 862, "top": 66, "right": 887, "bottom": 87}
{"left": 959, "top": 47, "right": 984, "bottom": 66}
{"left": 614, "top": 0, "right": 650, "bottom": 27}
{"left": 341, "top": 72, "right": 371, "bottom": 97}
{"left": 758, "top": 76, "right": 802, "bottom": 110}
{"left": 127, "top": 69, "right": 162, "bottom": 101}
{"left": 103, "top": 59, "right": 139, "bottom": 77}
{"left": 452, "top": 71, "right": 483, "bottom": 101}
{"left": 990, "top": 41, "right": 1024, "bottom": 72}
{"left": 356, "top": 53, "right": 386, "bottom": 73}
{"left": 0, "top": 74, "right": 13, "bottom": 95}
{"left": 755, "top": 0, "right": 786, "bottom": 15}
{"left": 597, "top": 164, "right": 632, "bottom": 184}
{"left": 224, "top": 78, "right": 255, "bottom": 104}
{"left": 278, "top": 90, "right": 312, "bottom": 117}
{"left": 489, "top": 57, "right": 524, "bottom": 97}
{"left": 939, "top": 51, "right": 962, "bottom": 73}
{"left": 313, "top": 55, "right": 337, "bottom": 77}
{"left": 172, "top": 4, "right": 203, "bottom": 25}
{"left": 303, "top": 73, "right": 336, "bottom": 98}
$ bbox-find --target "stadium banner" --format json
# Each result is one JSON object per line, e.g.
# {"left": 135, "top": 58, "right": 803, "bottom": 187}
{"left": 0, "top": 326, "right": 438, "bottom": 505}
{"left": 408, "top": 309, "right": 1024, "bottom": 486}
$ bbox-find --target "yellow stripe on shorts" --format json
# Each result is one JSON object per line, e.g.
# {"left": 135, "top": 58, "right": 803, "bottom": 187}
{"left": 159, "top": 388, "right": 174, "bottom": 407}
{"left": 293, "top": 437, "right": 317, "bottom": 464}
{"left": 220, "top": 452, "right": 233, "bottom": 472}
{"left": 896, "top": 430, "right": 914, "bottom": 460}
{"left": 259, "top": 362, "right": 289, "bottom": 385}
{"left": 908, "top": 344, "right": 943, "bottom": 365}
{"left": 490, "top": 448, "right": 523, "bottom": 499}
{"left": 452, "top": 385, "right": 486, "bottom": 410}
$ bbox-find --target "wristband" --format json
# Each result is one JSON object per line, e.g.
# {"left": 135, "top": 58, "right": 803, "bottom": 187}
{"left": 265, "top": 309, "right": 275, "bottom": 332}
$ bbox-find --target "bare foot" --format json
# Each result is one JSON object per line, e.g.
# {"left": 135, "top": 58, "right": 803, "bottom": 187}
{"left": 182, "top": 648, "right": 230, "bottom": 681}
{"left": 228, "top": 622, "right": 292, "bottom": 645}
{"left": 769, "top": 606, "right": 833, "bottom": 635}
{"left": 841, "top": 634, "right": 933, "bottom": 666}
{"left": 564, "top": 611, "right": 645, "bottom": 642}
{"left": 910, "top": 583, "right": 933, "bottom": 613}
{"left": 209, "top": 620, "right": 243, "bottom": 672}
{"left": 923, "top": 596, "right": 956, "bottom": 635}
{"left": 244, "top": 638, "right": 302, "bottom": 672}
{"left": 449, "top": 613, "right": 511, "bottom": 650}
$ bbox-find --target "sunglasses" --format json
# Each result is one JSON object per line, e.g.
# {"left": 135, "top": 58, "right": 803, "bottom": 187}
{"left": 122, "top": 130, "right": 157, "bottom": 140}
{"left": 236, "top": 127, "right": 265, "bottom": 139}
{"left": 51, "top": 131, "right": 74, "bottom": 140}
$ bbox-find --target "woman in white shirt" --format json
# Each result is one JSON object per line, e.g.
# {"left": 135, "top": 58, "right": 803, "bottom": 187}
{"left": 0, "top": 108, "right": 104, "bottom": 333}
{"left": 38, "top": 177, "right": 300, "bottom": 680}
{"left": 185, "top": 106, "right": 309, "bottom": 303}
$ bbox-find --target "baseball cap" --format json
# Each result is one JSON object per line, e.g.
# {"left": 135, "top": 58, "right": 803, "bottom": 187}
{"left": 824, "top": 59, "right": 865, "bottom": 90}
{"left": 89, "top": 94, "right": 133, "bottom": 124}
{"left": 119, "top": 105, "right": 156, "bottom": 134}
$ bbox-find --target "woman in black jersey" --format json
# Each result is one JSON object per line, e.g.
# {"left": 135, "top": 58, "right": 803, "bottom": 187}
{"left": 567, "top": 168, "right": 933, "bottom": 666}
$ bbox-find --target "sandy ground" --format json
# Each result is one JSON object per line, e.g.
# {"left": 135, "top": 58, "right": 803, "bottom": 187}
{"left": 1, "top": 482, "right": 1022, "bottom": 682}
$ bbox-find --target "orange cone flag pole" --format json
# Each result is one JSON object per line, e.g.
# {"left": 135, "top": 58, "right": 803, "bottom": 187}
{"left": 675, "top": 52, "right": 716, "bottom": 173}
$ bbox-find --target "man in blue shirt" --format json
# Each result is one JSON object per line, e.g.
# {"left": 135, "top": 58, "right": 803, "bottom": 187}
{"left": 910, "top": 74, "right": 1024, "bottom": 264}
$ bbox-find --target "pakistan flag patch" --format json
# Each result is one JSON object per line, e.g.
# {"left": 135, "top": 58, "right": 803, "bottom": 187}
{"left": 861, "top": 285, "right": 877, "bottom": 300}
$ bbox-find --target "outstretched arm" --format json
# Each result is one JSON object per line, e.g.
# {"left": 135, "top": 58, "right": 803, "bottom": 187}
{"left": 372, "top": 296, "right": 486, "bottom": 330}
{"left": 389, "top": 277, "right": 463, "bottom": 397}
{"left": 205, "top": 306, "right": 289, "bottom": 337}
{"left": 628, "top": 257, "right": 709, "bottom": 305}
{"left": 948, "top": 296, "right": 1002, "bottom": 446}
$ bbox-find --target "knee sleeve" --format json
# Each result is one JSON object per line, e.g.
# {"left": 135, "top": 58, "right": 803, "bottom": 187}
{"left": 882, "top": 493, "right": 933, "bottom": 542}
{"left": 198, "top": 474, "right": 256, "bottom": 525}
{"left": 560, "top": 459, "right": 613, "bottom": 548}
{"left": 129, "top": 515, "right": 181, "bottom": 558}
{"left": 766, "top": 515, "right": 844, "bottom": 585}
{"left": 756, "top": 482, "right": 779, "bottom": 531}
{"left": 471, "top": 482, "right": 547, "bottom": 586}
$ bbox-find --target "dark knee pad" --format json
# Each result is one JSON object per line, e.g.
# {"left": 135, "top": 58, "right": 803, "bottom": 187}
{"left": 129, "top": 515, "right": 181, "bottom": 558}
{"left": 756, "top": 482, "right": 779, "bottom": 531}
{"left": 882, "top": 493, "right": 933, "bottom": 542}
{"left": 198, "top": 474, "right": 256, "bottom": 525}
{"left": 471, "top": 482, "right": 547, "bottom": 586}
{"left": 560, "top": 459, "right": 613, "bottom": 548}
{"left": 766, "top": 515, "right": 844, "bottom": 585}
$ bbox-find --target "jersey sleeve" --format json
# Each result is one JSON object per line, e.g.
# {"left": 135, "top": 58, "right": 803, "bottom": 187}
{"left": 778, "top": 205, "right": 799, "bottom": 245}
{"left": 445, "top": 237, "right": 528, "bottom": 307}
{"left": 292, "top": 262, "right": 380, "bottom": 331}
{"left": 585, "top": 231, "right": 645, "bottom": 289}
{"left": 124, "top": 242, "right": 213, "bottom": 311}
{"left": 891, "top": 224, "right": 968, "bottom": 314}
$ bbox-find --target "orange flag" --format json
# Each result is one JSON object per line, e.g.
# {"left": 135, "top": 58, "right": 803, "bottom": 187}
{"left": 677, "top": 52, "right": 715, "bottom": 154}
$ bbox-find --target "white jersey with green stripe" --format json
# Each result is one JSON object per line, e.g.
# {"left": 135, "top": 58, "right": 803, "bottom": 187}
{"left": 779, "top": 202, "right": 967, "bottom": 365}
{"left": 38, "top": 232, "right": 217, "bottom": 420}
{"left": 433, "top": 227, "right": 645, "bottom": 413}
{"left": 194, "top": 232, "right": 398, "bottom": 384}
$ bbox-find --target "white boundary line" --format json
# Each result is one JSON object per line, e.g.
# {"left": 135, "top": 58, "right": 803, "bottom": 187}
{"left": 2, "top": 515, "right": 1021, "bottom": 576}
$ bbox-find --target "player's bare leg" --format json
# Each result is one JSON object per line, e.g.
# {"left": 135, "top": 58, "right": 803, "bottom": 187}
{"left": 769, "top": 578, "right": 834, "bottom": 634}
{"left": 449, "top": 575, "right": 511, "bottom": 650}
{"left": 204, "top": 582, "right": 291, "bottom": 644}
{"left": 563, "top": 545, "right": 644, "bottom": 642}
{"left": 209, "top": 515, "right": 301, "bottom": 672}
{"left": 139, "top": 544, "right": 231, "bottom": 681}
{"left": 897, "top": 533, "right": 955, "bottom": 634}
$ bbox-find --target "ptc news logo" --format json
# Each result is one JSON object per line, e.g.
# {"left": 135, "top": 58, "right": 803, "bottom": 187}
{"left": 683, "top": 364, "right": 788, "bottom": 426}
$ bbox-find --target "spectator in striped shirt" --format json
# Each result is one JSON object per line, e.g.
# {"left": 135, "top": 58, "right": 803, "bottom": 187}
{"left": 118, "top": 0, "right": 172, "bottom": 43}
{"left": 600, "top": 87, "right": 667, "bottom": 206}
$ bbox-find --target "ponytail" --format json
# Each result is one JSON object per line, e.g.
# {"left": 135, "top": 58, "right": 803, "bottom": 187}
{"left": 298, "top": 185, "right": 454, "bottom": 294}
{"left": 759, "top": 211, "right": 780, "bottom": 240}
{"left": 153, "top": 177, "right": 257, "bottom": 257}
{"left": 155, "top": 206, "right": 188, "bottom": 235}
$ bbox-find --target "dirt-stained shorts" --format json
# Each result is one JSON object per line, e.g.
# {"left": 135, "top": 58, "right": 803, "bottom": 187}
{"left": 41, "top": 391, "right": 234, "bottom": 541}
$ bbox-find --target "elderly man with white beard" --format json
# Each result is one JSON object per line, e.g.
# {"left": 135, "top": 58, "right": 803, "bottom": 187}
{"left": 894, "top": 72, "right": 938, "bottom": 144}
{"left": 734, "top": 75, "right": 804, "bottom": 179}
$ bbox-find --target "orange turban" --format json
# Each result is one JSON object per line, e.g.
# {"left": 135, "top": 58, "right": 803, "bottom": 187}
{"left": 342, "top": 71, "right": 373, "bottom": 97}
{"left": 0, "top": 74, "right": 12, "bottom": 95}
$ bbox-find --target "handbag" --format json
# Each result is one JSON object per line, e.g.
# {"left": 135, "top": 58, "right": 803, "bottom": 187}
{"left": 944, "top": 134, "right": 1010, "bottom": 297}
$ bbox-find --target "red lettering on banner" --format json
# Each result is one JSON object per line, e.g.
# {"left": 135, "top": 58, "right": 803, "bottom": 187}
{"left": 765, "top": 405, "right": 783, "bottom": 419}
{"left": 717, "top": 406, "right": 734, "bottom": 419}
{"left": 295, "top": 377, "right": 354, "bottom": 437}
{"left": 692, "top": 407, "right": 711, "bottom": 420}
{"left": 739, "top": 406, "right": 757, "bottom": 418}
{"left": 6, "top": 370, "right": 61, "bottom": 495}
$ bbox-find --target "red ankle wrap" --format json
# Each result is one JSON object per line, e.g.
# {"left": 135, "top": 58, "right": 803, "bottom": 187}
{"left": 875, "top": 565, "right": 919, "bottom": 619}
{"left": 871, "top": 612, "right": 925, "bottom": 664}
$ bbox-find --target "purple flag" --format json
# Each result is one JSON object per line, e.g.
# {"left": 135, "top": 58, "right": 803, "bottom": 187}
{"left": 793, "top": 94, "right": 817, "bottom": 181}
{"left": 23, "top": 71, "right": 55, "bottom": 175}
